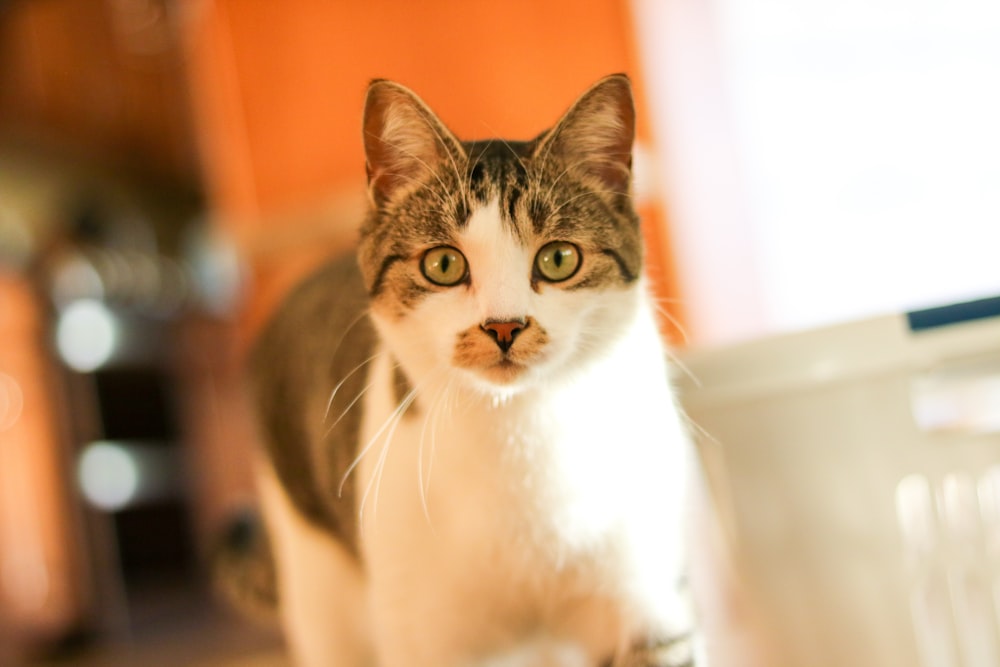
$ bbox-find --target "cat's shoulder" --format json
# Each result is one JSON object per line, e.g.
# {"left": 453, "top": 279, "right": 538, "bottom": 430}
{"left": 280, "top": 253, "right": 367, "bottom": 317}
{"left": 250, "top": 252, "right": 373, "bottom": 380}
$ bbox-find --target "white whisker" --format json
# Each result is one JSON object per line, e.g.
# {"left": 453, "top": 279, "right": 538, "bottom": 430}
{"left": 323, "top": 351, "right": 382, "bottom": 423}
{"left": 338, "top": 373, "right": 405, "bottom": 497}
{"left": 548, "top": 186, "right": 627, "bottom": 220}
{"left": 362, "top": 393, "right": 411, "bottom": 526}
{"left": 420, "top": 114, "right": 466, "bottom": 193}
{"left": 680, "top": 410, "right": 718, "bottom": 447}
{"left": 544, "top": 160, "right": 579, "bottom": 200}
{"left": 417, "top": 386, "right": 439, "bottom": 524}
{"left": 650, "top": 299, "right": 691, "bottom": 347}
{"left": 370, "top": 168, "right": 451, "bottom": 209}
{"left": 353, "top": 366, "right": 444, "bottom": 531}
{"left": 466, "top": 142, "right": 494, "bottom": 197}
{"left": 324, "top": 380, "right": 376, "bottom": 439}
{"left": 665, "top": 348, "right": 700, "bottom": 388}
{"left": 417, "top": 371, "right": 458, "bottom": 526}
{"left": 354, "top": 389, "right": 411, "bottom": 519}
{"left": 480, "top": 122, "right": 529, "bottom": 178}
{"left": 329, "top": 308, "right": 373, "bottom": 362}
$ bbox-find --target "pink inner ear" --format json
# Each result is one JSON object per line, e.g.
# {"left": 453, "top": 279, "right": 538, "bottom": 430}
{"left": 593, "top": 147, "right": 633, "bottom": 194}
{"left": 363, "top": 93, "right": 421, "bottom": 203}
{"left": 578, "top": 90, "right": 635, "bottom": 192}
{"left": 362, "top": 81, "right": 462, "bottom": 205}
{"left": 536, "top": 75, "right": 636, "bottom": 194}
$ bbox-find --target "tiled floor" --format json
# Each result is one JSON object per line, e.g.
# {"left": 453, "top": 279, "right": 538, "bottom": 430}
{"left": 5, "top": 577, "right": 771, "bottom": 667}
{"left": 12, "top": 584, "right": 290, "bottom": 667}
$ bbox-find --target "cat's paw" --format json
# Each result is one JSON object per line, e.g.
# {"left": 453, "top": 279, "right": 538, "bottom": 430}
{"left": 603, "top": 634, "right": 695, "bottom": 667}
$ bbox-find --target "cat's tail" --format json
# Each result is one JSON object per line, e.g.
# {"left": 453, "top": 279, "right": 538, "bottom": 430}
{"left": 210, "top": 507, "right": 279, "bottom": 621}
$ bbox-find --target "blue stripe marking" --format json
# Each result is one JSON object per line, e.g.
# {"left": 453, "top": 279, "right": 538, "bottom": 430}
{"left": 907, "top": 295, "right": 1000, "bottom": 331}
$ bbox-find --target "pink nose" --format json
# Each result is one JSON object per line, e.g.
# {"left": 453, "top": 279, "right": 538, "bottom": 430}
{"left": 481, "top": 319, "right": 525, "bottom": 353}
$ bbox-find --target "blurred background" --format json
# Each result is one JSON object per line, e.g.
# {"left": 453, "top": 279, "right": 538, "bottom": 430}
{"left": 0, "top": 1, "right": 998, "bottom": 666}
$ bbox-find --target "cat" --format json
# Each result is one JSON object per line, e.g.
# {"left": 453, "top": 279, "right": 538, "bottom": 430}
{"left": 236, "top": 73, "right": 700, "bottom": 667}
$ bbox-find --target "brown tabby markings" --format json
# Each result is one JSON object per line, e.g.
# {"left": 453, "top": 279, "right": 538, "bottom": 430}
{"left": 238, "top": 76, "right": 702, "bottom": 667}
{"left": 253, "top": 74, "right": 645, "bottom": 565}
{"left": 360, "top": 117, "right": 644, "bottom": 324}
{"left": 250, "top": 257, "right": 374, "bottom": 556}
{"left": 392, "top": 361, "right": 417, "bottom": 413}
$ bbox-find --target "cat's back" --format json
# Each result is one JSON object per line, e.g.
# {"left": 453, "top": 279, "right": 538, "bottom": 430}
{"left": 250, "top": 253, "right": 373, "bottom": 549}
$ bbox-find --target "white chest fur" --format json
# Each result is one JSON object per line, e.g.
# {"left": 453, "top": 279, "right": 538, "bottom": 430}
{"left": 356, "top": 296, "right": 693, "bottom": 666}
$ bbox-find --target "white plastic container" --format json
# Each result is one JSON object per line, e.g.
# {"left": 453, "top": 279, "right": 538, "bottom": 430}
{"left": 678, "top": 297, "right": 1000, "bottom": 667}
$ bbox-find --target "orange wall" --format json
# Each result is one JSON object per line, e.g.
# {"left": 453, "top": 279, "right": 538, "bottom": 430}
{"left": 183, "top": 0, "right": 682, "bottom": 339}
{"left": 186, "top": 0, "right": 654, "bottom": 216}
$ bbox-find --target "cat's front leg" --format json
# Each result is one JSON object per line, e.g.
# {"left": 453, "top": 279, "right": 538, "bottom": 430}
{"left": 256, "top": 463, "right": 374, "bottom": 667}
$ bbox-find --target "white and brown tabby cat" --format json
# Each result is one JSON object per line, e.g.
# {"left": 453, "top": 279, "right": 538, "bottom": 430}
{"left": 239, "top": 74, "right": 700, "bottom": 667}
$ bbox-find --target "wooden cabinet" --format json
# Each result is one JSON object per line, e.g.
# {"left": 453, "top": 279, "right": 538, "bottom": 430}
{"left": 0, "top": 276, "right": 92, "bottom": 645}
{"left": 0, "top": 0, "right": 198, "bottom": 187}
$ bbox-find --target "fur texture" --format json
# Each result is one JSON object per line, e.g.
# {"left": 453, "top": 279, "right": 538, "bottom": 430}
{"left": 243, "top": 74, "right": 698, "bottom": 667}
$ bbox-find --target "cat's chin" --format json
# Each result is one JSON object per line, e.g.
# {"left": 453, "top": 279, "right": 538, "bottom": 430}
{"left": 459, "top": 360, "right": 538, "bottom": 397}
{"left": 482, "top": 359, "right": 527, "bottom": 384}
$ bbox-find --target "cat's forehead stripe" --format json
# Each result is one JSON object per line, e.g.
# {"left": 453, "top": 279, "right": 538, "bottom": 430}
{"left": 461, "top": 199, "right": 537, "bottom": 316}
{"left": 463, "top": 140, "right": 532, "bottom": 238}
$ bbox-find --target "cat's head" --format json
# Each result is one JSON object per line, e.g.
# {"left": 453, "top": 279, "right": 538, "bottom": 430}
{"left": 358, "top": 74, "right": 645, "bottom": 396}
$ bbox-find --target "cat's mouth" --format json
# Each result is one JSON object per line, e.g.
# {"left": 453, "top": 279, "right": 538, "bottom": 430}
{"left": 452, "top": 319, "right": 550, "bottom": 387}
{"left": 481, "top": 358, "right": 528, "bottom": 384}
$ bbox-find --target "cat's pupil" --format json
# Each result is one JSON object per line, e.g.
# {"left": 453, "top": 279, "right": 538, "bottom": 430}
{"left": 553, "top": 251, "right": 564, "bottom": 268}
{"left": 440, "top": 254, "right": 450, "bottom": 274}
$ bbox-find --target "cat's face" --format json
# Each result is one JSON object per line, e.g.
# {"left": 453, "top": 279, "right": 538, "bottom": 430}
{"left": 358, "top": 76, "right": 644, "bottom": 395}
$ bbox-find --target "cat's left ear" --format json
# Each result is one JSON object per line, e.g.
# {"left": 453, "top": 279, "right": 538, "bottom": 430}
{"left": 534, "top": 73, "right": 636, "bottom": 194}
{"left": 363, "top": 79, "right": 465, "bottom": 206}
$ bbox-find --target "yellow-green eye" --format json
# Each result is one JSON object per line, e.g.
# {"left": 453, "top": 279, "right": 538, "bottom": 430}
{"left": 420, "top": 246, "right": 468, "bottom": 286}
{"left": 535, "top": 241, "right": 581, "bottom": 282}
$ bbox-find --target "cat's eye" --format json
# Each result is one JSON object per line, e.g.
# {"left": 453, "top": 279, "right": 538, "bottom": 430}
{"left": 535, "top": 242, "right": 581, "bottom": 282}
{"left": 420, "top": 246, "right": 468, "bottom": 286}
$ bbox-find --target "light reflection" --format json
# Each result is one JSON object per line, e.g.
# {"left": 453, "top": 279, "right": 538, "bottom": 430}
{"left": 50, "top": 256, "right": 104, "bottom": 307}
{"left": 77, "top": 442, "right": 140, "bottom": 511}
{"left": 55, "top": 299, "right": 118, "bottom": 372}
{"left": 76, "top": 441, "right": 179, "bottom": 511}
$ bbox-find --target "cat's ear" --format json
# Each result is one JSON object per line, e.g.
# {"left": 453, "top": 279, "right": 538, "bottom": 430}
{"left": 363, "top": 79, "right": 465, "bottom": 206}
{"left": 534, "top": 73, "right": 636, "bottom": 194}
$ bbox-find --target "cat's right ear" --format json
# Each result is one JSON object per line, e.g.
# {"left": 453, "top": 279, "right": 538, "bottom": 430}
{"left": 362, "top": 80, "right": 465, "bottom": 207}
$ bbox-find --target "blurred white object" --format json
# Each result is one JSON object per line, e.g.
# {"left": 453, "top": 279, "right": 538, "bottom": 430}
{"left": 633, "top": 0, "right": 1000, "bottom": 344}
{"left": 77, "top": 441, "right": 181, "bottom": 512}
{"left": 679, "top": 295, "right": 1000, "bottom": 667}
{"left": 56, "top": 299, "right": 119, "bottom": 372}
